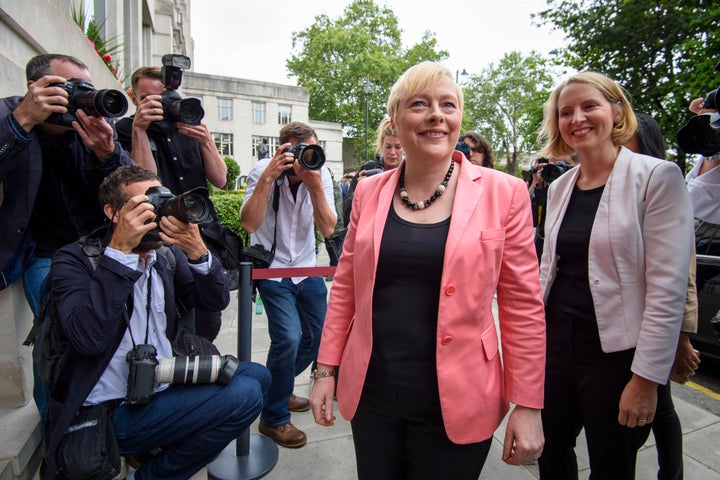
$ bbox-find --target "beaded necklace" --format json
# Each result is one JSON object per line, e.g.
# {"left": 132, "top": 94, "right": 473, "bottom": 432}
{"left": 399, "top": 159, "right": 454, "bottom": 210}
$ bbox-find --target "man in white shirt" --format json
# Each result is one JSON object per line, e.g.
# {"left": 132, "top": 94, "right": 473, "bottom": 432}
{"left": 241, "top": 122, "right": 336, "bottom": 448}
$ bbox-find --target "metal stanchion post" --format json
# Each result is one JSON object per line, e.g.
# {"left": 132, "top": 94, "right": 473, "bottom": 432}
{"left": 208, "top": 262, "right": 278, "bottom": 480}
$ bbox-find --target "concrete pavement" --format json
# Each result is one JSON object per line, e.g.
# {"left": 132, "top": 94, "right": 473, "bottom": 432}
{"left": 201, "top": 282, "right": 720, "bottom": 480}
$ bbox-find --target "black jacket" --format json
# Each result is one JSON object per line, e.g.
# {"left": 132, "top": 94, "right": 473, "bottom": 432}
{"left": 42, "top": 242, "right": 229, "bottom": 479}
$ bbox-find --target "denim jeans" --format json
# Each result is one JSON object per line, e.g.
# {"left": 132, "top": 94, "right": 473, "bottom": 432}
{"left": 112, "top": 361, "right": 270, "bottom": 480}
{"left": 257, "top": 276, "right": 327, "bottom": 426}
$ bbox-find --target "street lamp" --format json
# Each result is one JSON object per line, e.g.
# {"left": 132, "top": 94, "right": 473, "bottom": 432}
{"left": 362, "top": 78, "right": 373, "bottom": 162}
{"left": 456, "top": 68, "right": 468, "bottom": 83}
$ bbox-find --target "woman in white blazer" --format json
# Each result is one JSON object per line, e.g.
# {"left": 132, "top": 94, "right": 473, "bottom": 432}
{"left": 537, "top": 72, "right": 694, "bottom": 480}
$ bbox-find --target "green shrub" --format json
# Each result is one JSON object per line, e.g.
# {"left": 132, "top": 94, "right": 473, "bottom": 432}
{"left": 210, "top": 190, "right": 249, "bottom": 245}
{"left": 224, "top": 157, "right": 240, "bottom": 190}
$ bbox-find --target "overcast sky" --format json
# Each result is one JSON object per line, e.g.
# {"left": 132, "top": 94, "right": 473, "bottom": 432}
{"left": 190, "top": 0, "right": 567, "bottom": 85}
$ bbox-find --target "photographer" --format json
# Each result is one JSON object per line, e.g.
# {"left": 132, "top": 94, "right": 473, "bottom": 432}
{"left": 683, "top": 96, "right": 720, "bottom": 224}
{"left": 0, "top": 53, "right": 132, "bottom": 422}
{"left": 240, "top": 122, "right": 336, "bottom": 448}
{"left": 528, "top": 155, "right": 576, "bottom": 260}
{"left": 43, "top": 165, "right": 269, "bottom": 480}
{"left": 117, "top": 64, "right": 228, "bottom": 341}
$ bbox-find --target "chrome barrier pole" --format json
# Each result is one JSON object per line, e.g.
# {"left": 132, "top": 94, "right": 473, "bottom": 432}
{"left": 207, "top": 262, "right": 278, "bottom": 480}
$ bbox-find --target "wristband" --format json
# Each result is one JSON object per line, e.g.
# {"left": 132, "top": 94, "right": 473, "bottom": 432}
{"left": 187, "top": 252, "right": 209, "bottom": 264}
{"left": 311, "top": 369, "right": 334, "bottom": 380}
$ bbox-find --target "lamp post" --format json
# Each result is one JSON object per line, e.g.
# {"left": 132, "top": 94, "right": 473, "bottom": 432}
{"left": 456, "top": 68, "right": 468, "bottom": 83}
{"left": 362, "top": 78, "right": 373, "bottom": 162}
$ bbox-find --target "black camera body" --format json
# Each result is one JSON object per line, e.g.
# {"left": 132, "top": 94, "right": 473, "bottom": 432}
{"left": 360, "top": 159, "right": 383, "bottom": 177}
{"left": 541, "top": 160, "right": 574, "bottom": 184}
{"left": 126, "top": 344, "right": 159, "bottom": 405}
{"left": 47, "top": 78, "right": 128, "bottom": 128}
{"left": 280, "top": 143, "right": 326, "bottom": 178}
{"left": 152, "top": 54, "right": 205, "bottom": 132}
{"left": 241, "top": 244, "right": 275, "bottom": 269}
{"left": 142, "top": 186, "right": 213, "bottom": 242}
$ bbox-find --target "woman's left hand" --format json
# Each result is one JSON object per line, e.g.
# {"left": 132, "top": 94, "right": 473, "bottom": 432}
{"left": 502, "top": 406, "right": 544, "bottom": 465}
{"left": 618, "top": 374, "right": 658, "bottom": 428}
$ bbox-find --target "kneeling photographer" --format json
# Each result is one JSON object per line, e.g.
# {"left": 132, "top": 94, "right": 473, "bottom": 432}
{"left": 528, "top": 155, "right": 576, "bottom": 261}
{"left": 117, "top": 56, "right": 234, "bottom": 342}
{"left": 42, "top": 165, "right": 269, "bottom": 480}
{"left": 240, "top": 122, "right": 336, "bottom": 449}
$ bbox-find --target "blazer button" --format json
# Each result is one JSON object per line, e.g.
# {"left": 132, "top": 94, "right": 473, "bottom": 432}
{"left": 445, "top": 285, "right": 456, "bottom": 295}
{"left": 440, "top": 335, "right": 453, "bottom": 345}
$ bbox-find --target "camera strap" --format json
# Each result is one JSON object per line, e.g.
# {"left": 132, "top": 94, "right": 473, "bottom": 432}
{"left": 124, "top": 270, "right": 153, "bottom": 348}
{"left": 270, "top": 183, "right": 280, "bottom": 257}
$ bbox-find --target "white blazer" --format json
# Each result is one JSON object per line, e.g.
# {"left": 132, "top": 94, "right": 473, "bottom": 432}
{"left": 539, "top": 147, "right": 694, "bottom": 384}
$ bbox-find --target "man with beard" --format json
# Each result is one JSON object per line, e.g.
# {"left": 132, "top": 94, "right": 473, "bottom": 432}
{"left": 41, "top": 165, "right": 269, "bottom": 480}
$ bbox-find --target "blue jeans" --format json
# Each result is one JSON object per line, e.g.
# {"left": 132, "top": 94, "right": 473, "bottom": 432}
{"left": 257, "top": 276, "right": 327, "bottom": 426}
{"left": 112, "top": 361, "right": 270, "bottom": 480}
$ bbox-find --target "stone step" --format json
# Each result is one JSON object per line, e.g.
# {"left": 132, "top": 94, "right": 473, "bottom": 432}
{"left": 0, "top": 402, "right": 42, "bottom": 479}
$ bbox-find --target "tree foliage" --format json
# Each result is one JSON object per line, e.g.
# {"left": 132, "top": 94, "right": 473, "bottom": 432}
{"left": 463, "top": 51, "right": 556, "bottom": 175}
{"left": 223, "top": 157, "right": 240, "bottom": 191}
{"left": 535, "top": 0, "right": 720, "bottom": 169}
{"left": 287, "top": 0, "right": 448, "bottom": 163}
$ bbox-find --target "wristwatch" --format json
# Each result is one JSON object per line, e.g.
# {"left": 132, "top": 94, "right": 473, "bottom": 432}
{"left": 310, "top": 369, "right": 335, "bottom": 380}
{"left": 187, "top": 251, "right": 209, "bottom": 264}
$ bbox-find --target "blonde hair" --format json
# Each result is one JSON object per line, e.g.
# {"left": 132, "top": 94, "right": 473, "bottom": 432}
{"left": 538, "top": 71, "right": 637, "bottom": 158}
{"left": 374, "top": 117, "right": 395, "bottom": 156}
{"left": 387, "top": 61, "right": 464, "bottom": 120}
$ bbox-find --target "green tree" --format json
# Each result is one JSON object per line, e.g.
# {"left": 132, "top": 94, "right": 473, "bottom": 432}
{"left": 535, "top": 0, "right": 720, "bottom": 170}
{"left": 463, "top": 51, "right": 556, "bottom": 175}
{"left": 287, "top": 0, "right": 447, "bottom": 163}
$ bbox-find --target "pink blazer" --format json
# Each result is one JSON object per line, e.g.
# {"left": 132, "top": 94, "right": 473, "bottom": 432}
{"left": 317, "top": 152, "right": 546, "bottom": 444}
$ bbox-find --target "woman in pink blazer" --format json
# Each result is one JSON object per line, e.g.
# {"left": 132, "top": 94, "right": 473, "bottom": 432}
{"left": 309, "top": 61, "right": 546, "bottom": 479}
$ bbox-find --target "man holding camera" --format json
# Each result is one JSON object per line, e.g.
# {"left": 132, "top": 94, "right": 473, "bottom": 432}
{"left": 43, "top": 165, "right": 269, "bottom": 480}
{"left": 117, "top": 65, "right": 228, "bottom": 341}
{"left": 241, "top": 121, "right": 336, "bottom": 448}
{"left": 683, "top": 96, "right": 720, "bottom": 224}
{"left": 0, "top": 53, "right": 132, "bottom": 423}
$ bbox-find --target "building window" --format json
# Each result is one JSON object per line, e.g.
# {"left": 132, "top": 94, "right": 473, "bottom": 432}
{"left": 217, "top": 97, "right": 233, "bottom": 121}
{"left": 252, "top": 102, "right": 266, "bottom": 124}
{"left": 213, "top": 132, "right": 234, "bottom": 157}
{"left": 252, "top": 135, "right": 280, "bottom": 159}
{"left": 278, "top": 105, "right": 292, "bottom": 125}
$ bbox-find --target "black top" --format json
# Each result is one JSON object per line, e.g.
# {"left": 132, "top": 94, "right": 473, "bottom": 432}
{"left": 547, "top": 184, "right": 605, "bottom": 318}
{"left": 367, "top": 203, "right": 450, "bottom": 389}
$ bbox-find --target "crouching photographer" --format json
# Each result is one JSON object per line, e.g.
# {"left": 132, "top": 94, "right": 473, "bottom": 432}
{"left": 42, "top": 165, "right": 270, "bottom": 480}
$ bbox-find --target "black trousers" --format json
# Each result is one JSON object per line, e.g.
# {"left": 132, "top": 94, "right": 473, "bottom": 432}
{"left": 652, "top": 381, "right": 683, "bottom": 480}
{"left": 350, "top": 380, "right": 492, "bottom": 480}
{"left": 539, "top": 304, "right": 652, "bottom": 480}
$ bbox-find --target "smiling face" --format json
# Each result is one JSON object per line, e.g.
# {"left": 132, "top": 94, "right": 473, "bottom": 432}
{"left": 557, "top": 82, "right": 617, "bottom": 155}
{"left": 391, "top": 76, "right": 462, "bottom": 163}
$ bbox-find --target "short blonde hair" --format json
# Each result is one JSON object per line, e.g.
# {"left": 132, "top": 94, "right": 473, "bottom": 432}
{"left": 538, "top": 71, "right": 637, "bottom": 158}
{"left": 387, "top": 61, "right": 464, "bottom": 120}
{"left": 374, "top": 117, "right": 395, "bottom": 156}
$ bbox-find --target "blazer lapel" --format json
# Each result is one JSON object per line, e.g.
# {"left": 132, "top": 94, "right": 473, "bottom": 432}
{"left": 444, "top": 154, "right": 484, "bottom": 265}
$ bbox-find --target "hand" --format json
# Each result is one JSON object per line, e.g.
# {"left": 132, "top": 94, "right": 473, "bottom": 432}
{"left": 132, "top": 94, "right": 163, "bottom": 131}
{"left": 294, "top": 162, "right": 324, "bottom": 191}
{"left": 689, "top": 97, "right": 718, "bottom": 115}
{"left": 176, "top": 121, "right": 213, "bottom": 144}
{"left": 12, "top": 75, "right": 69, "bottom": 131}
{"left": 502, "top": 406, "right": 544, "bottom": 465}
{"left": 158, "top": 215, "right": 207, "bottom": 259}
{"left": 669, "top": 333, "right": 700, "bottom": 384}
{"left": 72, "top": 110, "right": 116, "bottom": 159}
{"left": 259, "top": 143, "right": 295, "bottom": 182}
{"left": 310, "top": 365, "right": 337, "bottom": 427}
{"left": 618, "top": 374, "right": 657, "bottom": 428}
{"left": 107, "top": 194, "right": 157, "bottom": 253}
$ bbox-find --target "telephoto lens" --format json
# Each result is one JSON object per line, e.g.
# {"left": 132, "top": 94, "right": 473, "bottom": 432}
{"left": 287, "top": 143, "right": 326, "bottom": 170}
{"left": 159, "top": 188, "right": 213, "bottom": 224}
{"left": 155, "top": 354, "right": 239, "bottom": 386}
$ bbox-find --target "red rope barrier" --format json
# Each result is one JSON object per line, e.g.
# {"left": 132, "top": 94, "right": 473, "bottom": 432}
{"left": 251, "top": 266, "right": 337, "bottom": 280}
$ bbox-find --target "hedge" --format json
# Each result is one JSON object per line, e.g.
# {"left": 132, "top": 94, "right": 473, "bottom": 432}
{"left": 209, "top": 189, "right": 249, "bottom": 245}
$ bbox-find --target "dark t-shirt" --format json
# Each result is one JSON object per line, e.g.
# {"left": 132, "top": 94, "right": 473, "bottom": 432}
{"left": 547, "top": 184, "right": 605, "bottom": 318}
{"left": 367, "top": 203, "right": 450, "bottom": 389}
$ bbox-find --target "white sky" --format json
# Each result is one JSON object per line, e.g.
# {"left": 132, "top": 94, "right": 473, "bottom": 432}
{"left": 189, "top": 0, "right": 567, "bottom": 85}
